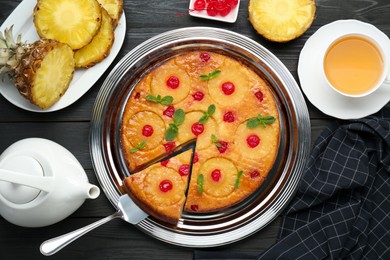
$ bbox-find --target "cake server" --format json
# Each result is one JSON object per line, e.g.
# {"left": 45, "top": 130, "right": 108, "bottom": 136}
{"left": 40, "top": 194, "right": 148, "bottom": 256}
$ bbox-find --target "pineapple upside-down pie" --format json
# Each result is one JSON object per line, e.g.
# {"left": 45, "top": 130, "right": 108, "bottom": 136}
{"left": 120, "top": 51, "right": 280, "bottom": 224}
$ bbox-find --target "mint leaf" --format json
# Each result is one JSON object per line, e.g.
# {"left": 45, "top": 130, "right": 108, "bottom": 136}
{"left": 130, "top": 141, "right": 147, "bottom": 153}
{"left": 173, "top": 109, "right": 185, "bottom": 126}
{"left": 200, "top": 70, "right": 221, "bottom": 80}
{"left": 146, "top": 94, "right": 173, "bottom": 105}
{"left": 247, "top": 114, "right": 276, "bottom": 129}
{"left": 211, "top": 134, "right": 222, "bottom": 148}
{"left": 197, "top": 174, "right": 204, "bottom": 194}
{"left": 199, "top": 104, "right": 216, "bottom": 124}
{"left": 234, "top": 170, "right": 243, "bottom": 189}
{"left": 165, "top": 109, "right": 186, "bottom": 141}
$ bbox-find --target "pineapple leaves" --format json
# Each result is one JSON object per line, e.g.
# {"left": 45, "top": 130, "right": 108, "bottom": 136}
{"left": 197, "top": 174, "right": 204, "bottom": 194}
{"left": 200, "top": 70, "right": 221, "bottom": 80}
{"left": 130, "top": 141, "right": 147, "bottom": 153}
{"left": 146, "top": 94, "right": 173, "bottom": 105}
{"left": 234, "top": 170, "right": 244, "bottom": 189}
{"left": 199, "top": 104, "right": 215, "bottom": 124}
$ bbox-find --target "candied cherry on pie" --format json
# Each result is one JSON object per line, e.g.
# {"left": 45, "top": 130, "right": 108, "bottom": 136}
{"left": 223, "top": 111, "right": 235, "bottom": 122}
{"left": 193, "top": 152, "right": 199, "bottom": 164}
{"left": 191, "top": 204, "right": 199, "bottom": 211}
{"left": 191, "top": 122, "right": 205, "bottom": 136}
{"left": 255, "top": 90, "right": 264, "bottom": 102}
{"left": 200, "top": 52, "right": 210, "bottom": 62}
{"left": 211, "top": 169, "right": 222, "bottom": 182}
{"left": 192, "top": 91, "right": 204, "bottom": 101}
{"left": 221, "top": 81, "right": 235, "bottom": 95}
{"left": 163, "top": 105, "right": 175, "bottom": 118}
{"left": 160, "top": 159, "right": 170, "bottom": 167}
{"left": 179, "top": 164, "right": 191, "bottom": 176}
{"left": 163, "top": 141, "right": 176, "bottom": 152}
{"left": 159, "top": 179, "right": 173, "bottom": 192}
{"left": 217, "top": 140, "right": 228, "bottom": 153}
{"left": 250, "top": 170, "right": 260, "bottom": 179}
{"left": 142, "top": 125, "right": 154, "bottom": 137}
{"left": 166, "top": 75, "right": 180, "bottom": 89}
{"left": 247, "top": 134, "right": 260, "bottom": 148}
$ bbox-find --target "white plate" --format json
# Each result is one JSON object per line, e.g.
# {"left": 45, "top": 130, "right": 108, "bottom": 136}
{"left": 298, "top": 19, "right": 390, "bottom": 119}
{"left": 0, "top": 0, "right": 126, "bottom": 112}
{"left": 188, "top": 0, "right": 240, "bottom": 23}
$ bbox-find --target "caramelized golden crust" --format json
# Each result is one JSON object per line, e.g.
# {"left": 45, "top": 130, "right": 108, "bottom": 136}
{"left": 121, "top": 51, "right": 280, "bottom": 216}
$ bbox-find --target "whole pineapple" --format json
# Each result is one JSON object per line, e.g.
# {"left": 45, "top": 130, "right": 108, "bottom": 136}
{"left": 0, "top": 26, "right": 75, "bottom": 109}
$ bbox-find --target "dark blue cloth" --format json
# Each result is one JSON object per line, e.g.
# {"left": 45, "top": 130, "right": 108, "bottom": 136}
{"left": 194, "top": 107, "right": 390, "bottom": 260}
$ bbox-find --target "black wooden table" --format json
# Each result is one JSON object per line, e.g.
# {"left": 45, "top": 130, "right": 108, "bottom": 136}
{"left": 1, "top": 0, "right": 389, "bottom": 259}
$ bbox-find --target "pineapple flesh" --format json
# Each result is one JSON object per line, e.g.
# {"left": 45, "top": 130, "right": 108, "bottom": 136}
{"left": 74, "top": 7, "right": 115, "bottom": 68}
{"left": 248, "top": 0, "right": 316, "bottom": 42}
{"left": 0, "top": 27, "right": 75, "bottom": 109}
{"left": 97, "top": 0, "right": 124, "bottom": 27}
{"left": 34, "top": 0, "right": 102, "bottom": 50}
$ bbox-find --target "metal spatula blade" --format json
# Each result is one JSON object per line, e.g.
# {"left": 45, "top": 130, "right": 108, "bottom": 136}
{"left": 40, "top": 195, "right": 149, "bottom": 256}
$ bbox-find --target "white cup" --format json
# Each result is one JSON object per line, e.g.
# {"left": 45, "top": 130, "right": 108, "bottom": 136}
{"left": 322, "top": 32, "right": 390, "bottom": 98}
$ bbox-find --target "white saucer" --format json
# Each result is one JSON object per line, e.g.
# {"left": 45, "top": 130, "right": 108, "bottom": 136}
{"left": 298, "top": 19, "right": 390, "bottom": 119}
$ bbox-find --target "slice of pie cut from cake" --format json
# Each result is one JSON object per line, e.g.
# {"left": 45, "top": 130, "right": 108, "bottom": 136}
{"left": 122, "top": 150, "right": 192, "bottom": 225}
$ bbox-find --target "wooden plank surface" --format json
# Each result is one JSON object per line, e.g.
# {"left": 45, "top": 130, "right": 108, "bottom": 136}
{"left": 0, "top": 0, "right": 389, "bottom": 259}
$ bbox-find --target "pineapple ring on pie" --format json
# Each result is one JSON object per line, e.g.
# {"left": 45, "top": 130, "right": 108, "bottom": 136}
{"left": 177, "top": 111, "right": 217, "bottom": 150}
{"left": 96, "top": 0, "right": 123, "bottom": 28}
{"left": 200, "top": 158, "right": 237, "bottom": 198}
{"left": 123, "top": 111, "right": 165, "bottom": 151}
{"left": 150, "top": 60, "right": 191, "bottom": 104}
{"left": 234, "top": 121, "right": 279, "bottom": 160}
{"left": 144, "top": 166, "right": 187, "bottom": 206}
{"left": 34, "top": 0, "right": 102, "bottom": 50}
{"left": 248, "top": 0, "right": 316, "bottom": 42}
{"left": 74, "top": 7, "right": 115, "bottom": 68}
{"left": 207, "top": 58, "right": 250, "bottom": 106}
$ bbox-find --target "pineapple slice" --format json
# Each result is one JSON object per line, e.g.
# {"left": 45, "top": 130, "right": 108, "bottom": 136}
{"left": 34, "top": 0, "right": 102, "bottom": 50}
{"left": 74, "top": 7, "right": 115, "bottom": 68}
{"left": 248, "top": 0, "right": 316, "bottom": 42}
{"left": 97, "top": 0, "right": 123, "bottom": 27}
{"left": 15, "top": 40, "right": 75, "bottom": 109}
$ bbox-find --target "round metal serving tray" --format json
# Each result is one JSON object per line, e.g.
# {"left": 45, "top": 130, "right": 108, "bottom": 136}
{"left": 90, "top": 27, "right": 311, "bottom": 247}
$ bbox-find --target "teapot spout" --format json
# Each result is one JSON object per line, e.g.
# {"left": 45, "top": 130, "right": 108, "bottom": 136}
{"left": 83, "top": 183, "right": 100, "bottom": 199}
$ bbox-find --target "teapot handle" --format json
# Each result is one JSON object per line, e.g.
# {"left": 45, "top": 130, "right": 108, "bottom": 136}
{"left": 0, "top": 169, "right": 54, "bottom": 193}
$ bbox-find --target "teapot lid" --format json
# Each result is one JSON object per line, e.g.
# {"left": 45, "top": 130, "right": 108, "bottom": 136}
{"left": 0, "top": 155, "right": 43, "bottom": 204}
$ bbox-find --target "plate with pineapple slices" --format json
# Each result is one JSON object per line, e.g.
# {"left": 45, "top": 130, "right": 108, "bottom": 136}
{"left": 0, "top": 0, "right": 126, "bottom": 112}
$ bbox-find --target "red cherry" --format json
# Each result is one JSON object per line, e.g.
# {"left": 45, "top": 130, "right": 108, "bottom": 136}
{"left": 142, "top": 125, "right": 154, "bottom": 137}
{"left": 217, "top": 141, "right": 228, "bottom": 153}
{"left": 179, "top": 164, "right": 190, "bottom": 176}
{"left": 166, "top": 76, "right": 180, "bottom": 89}
{"left": 255, "top": 90, "right": 264, "bottom": 102}
{"left": 192, "top": 91, "right": 204, "bottom": 101}
{"left": 207, "top": 3, "right": 218, "bottom": 16}
{"left": 191, "top": 204, "right": 199, "bottom": 211}
{"left": 223, "top": 111, "right": 235, "bottom": 122}
{"left": 247, "top": 134, "right": 260, "bottom": 148}
{"left": 194, "top": 0, "right": 206, "bottom": 10}
{"left": 193, "top": 152, "right": 199, "bottom": 164}
{"left": 226, "top": 0, "right": 238, "bottom": 8}
{"left": 163, "top": 141, "right": 176, "bottom": 152}
{"left": 159, "top": 179, "right": 173, "bottom": 192}
{"left": 161, "top": 159, "right": 170, "bottom": 167}
{"left": 163, "top": 105, "right": 175, "bottom": 118}
{"left": 215, "top": 0, "right": 231, "bottom": 16}
{"left": 134, "top": 92, "right": 141, "bottom": 99}
{"left": 200, "top": 52, "right": 211, "bottom": 62}
{"left": 250, "top": 170, "right": 260, "bottom": 178}
{"left": 191, "top": 122, "right": 205, "bottom": 136}
{"left": 211, "top": 169, "right": 222, "bottom": 182}
{"left": 221, "top": 82, "right": 235, "bottom": 95}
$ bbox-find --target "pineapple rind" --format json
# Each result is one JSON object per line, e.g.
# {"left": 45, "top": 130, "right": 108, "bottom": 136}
{"left": 30, "top": 43, "right": 74, "bottom": 109}
{"left": 74, "top": 7, "right": 115, "bottom": 68}
{"left": 249, "top": 0, "right": 316, "bottom": 42}
{"left": 34, "top": 0, "right": 102, "bottom": 50}
{"left": 96, "top": 0, "right": 123, "bottom": 27}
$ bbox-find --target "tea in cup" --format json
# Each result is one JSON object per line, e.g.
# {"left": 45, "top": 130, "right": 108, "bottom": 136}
{"left": 323, "top": 33, "right": 389, "bottom": 97}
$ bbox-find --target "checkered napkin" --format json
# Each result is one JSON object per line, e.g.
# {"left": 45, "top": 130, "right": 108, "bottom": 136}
{"left": 194, "top": 107, "right": 390, "bottom": 260}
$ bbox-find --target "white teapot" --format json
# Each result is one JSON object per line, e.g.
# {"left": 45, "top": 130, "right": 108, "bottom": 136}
{"left": 0, "top": 138, "right": 100, "bottom": 227}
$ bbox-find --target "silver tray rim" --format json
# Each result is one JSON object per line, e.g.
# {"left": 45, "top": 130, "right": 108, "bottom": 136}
{"left": 90, "top": 27, "right": 311, "bottom": 248}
